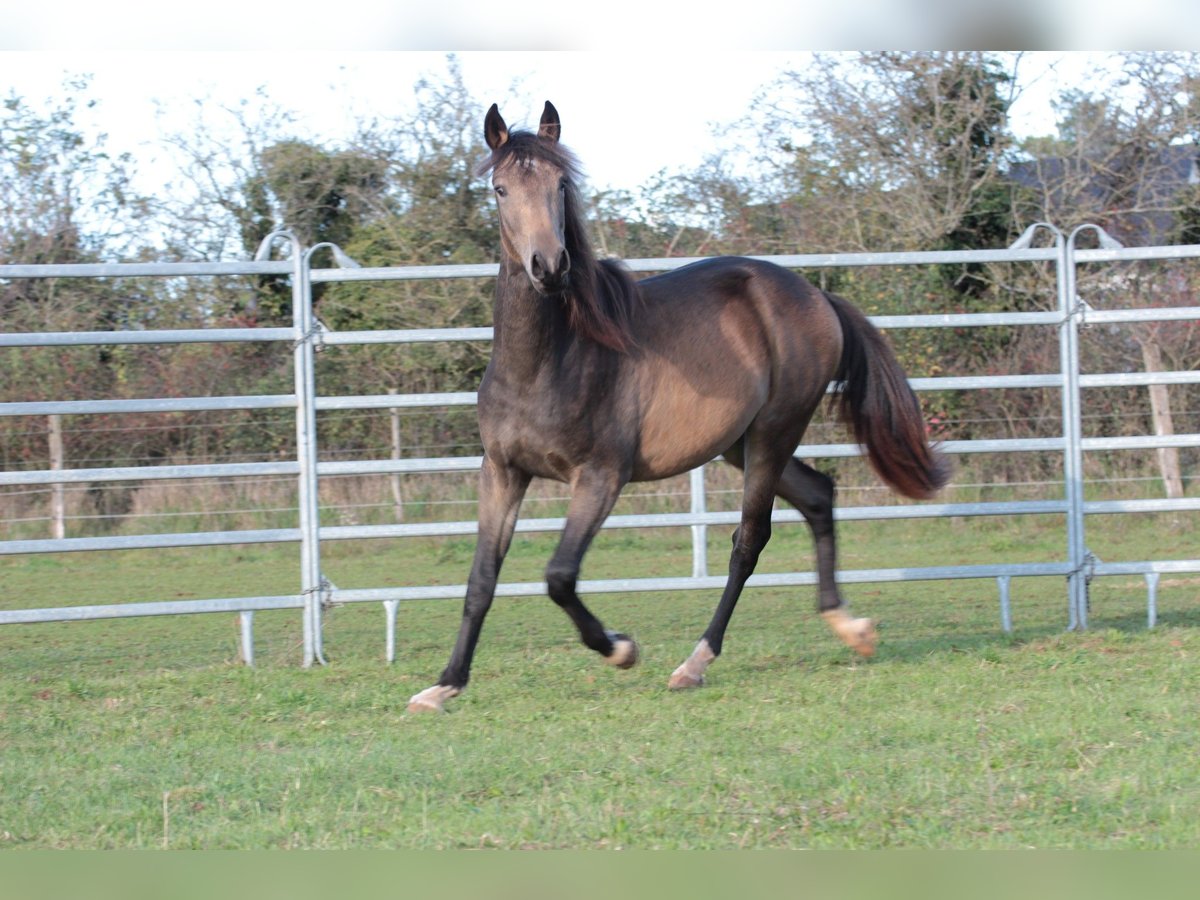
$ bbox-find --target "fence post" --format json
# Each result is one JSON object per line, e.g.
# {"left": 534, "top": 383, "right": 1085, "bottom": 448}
{"left": 1058, "top": 229, "right": 1090, "bottom": 629}
{"left": 690, "top": 465, "right": 708, "bottom": 578}
{"left": 254, "top": 229, "right": 325, "bottom": 666}
{"left": 296, "top": 241, "right": 360, "bottom": 666}
{"left": 1012, "top": 222, "right": 1083, "bottom": 630}
{"left": 48, "top": 414, "right": 65, "bottom": 539}
{"left": 388, "top": 387, "right": 405, "bottom": 522}
{"left": 1061, "top": 225, "right": 1124, "bottom": 630}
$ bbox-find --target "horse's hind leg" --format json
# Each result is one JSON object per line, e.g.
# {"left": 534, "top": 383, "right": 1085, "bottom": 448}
{"left": 775, "top": 458, "right": 876, "bottom": 656}
{"left": 545, "top": 468, "right": 639, "bottom": 669}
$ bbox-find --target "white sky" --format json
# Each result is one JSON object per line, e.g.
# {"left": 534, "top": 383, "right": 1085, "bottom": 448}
{"left": 0, "top": 0, "right": 1193, "bottom": 201}
{"left": 0, "top": 50, "right": 1126, "bottom": 201}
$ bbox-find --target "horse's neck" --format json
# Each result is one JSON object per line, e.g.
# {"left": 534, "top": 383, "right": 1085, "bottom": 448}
{"left": 491, "top": 265, "right": 572, "bottom": 382}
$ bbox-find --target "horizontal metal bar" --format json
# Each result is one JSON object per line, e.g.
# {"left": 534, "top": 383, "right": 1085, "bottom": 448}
{"left": 0, "top": 496, "right": 1069, "bottom": 556}
{"left": 1074, "top": 244, "right": 1200, "bottom": 264}
{"left": 4, "top": 428, "right": 1118, "bottom": 490}
{"left": 329, "top": 561, "right": 1073, "bottom": 605}
{"left": 0, "top": 261, "right": 291, "bottom": 278}
{"left": 308, "top": 263, "right": 498, "bottom": 282}
{"left": 796, "top": 437, "right": 1064, "bottom": 458}
{"left": 0, "top": 244, "right": 1188, "bottom": 286}
{"left": 320, "top": 327, "right": 494, "bottom": 345}
{"left": 1, "top": 312, "right": 1193, "bottom": 356}
{"left": 315, "top": 311, "right": 1065, "bottom": 346}
{"left": 0, "top": 395, "right": 296, "bottom": 418}
{"left": 316, "top": 499, "right": 1069, "bottom": 544}
{"left": 1079, "top": 370, "right": 1200, "bottom": 388}
{"left": 318, "top": 456, "right": 484, "bottom": 477}
{"left": 0, "top": 456, "right": 483, "bottom": 487}
{"left": 868, "top": 311, "right": 1061, "bottom": 329}
{"left": 315, "top": 393, "right": 478, "bottom": 411}
{"left": 1084, "top": 497, "right": 1200, "bottom": 515}
{"left": 619, "top": 248, "right": 1058, "bottom": 273}
{"left": 9, "top": 364, "right": 1198, "bottom": 422}
{"left": 0, "top": 594, "right": 303, "bottom": 625}
{"left": 1082, "top": 434, "right": 1200, "bottom": 452}
{"left": 0, "top": 528, "right": 299, "bottom": 556}
{"left": 8, "top": 556, "right": 1193, "bottom": 626}
{"left": 0, "top": 247, "right": 1066, "bottom": 288}
{"left": 0, "top": 461, "right": 299, "bottom": 487}
{"left": 1083, "top": 306, "right": 1200, "bottom": 325}
{"left": 0, "top": 328, "right": 295, "bottom": 348}
{"left": 1091, "top": 559, "right": 1200, "bottom": 576}
{"left": 909, "top": 374, "right": 1061, "bottom": 391}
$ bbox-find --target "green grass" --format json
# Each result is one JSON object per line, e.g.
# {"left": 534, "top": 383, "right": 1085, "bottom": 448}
{"left": 2, "top": 512, "right": 1200, "bottom": 848}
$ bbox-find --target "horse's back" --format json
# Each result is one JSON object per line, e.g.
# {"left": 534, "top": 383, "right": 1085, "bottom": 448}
{"left": 626, "top": 257, "right": 843, "bottom": 481}
{"left": 636, "top": 256, "right": 843, "bottom": 393}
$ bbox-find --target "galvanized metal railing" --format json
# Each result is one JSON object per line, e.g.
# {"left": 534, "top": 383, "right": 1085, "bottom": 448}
{"left": 2, "top": 227, "right": 1199, "bottom": 666}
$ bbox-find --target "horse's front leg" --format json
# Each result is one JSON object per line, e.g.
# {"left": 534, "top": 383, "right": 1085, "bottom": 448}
{"left": 545, "top": 468, "right": 639, "bottom": 669}
{"left": 407, "top": 457, "right": 530, "bottom": 713}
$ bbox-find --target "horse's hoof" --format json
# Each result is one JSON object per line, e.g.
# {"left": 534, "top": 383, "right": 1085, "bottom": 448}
{"left": 668, "top": 639, "right": 715, "bottom": 689}
{"left": 406, "top": 684, "right": 460, "bottom": 714}
{"left": 667, "top": 669, "right": 704, "bottom": 690}
{"left": 604, "top": 632, "right": 639, "bottom": 669}
{"left": 822, "top": 610, "right": 877, "bottom": 657}
{"left": 842, "top": 617, "right": 877, "bottom": 657}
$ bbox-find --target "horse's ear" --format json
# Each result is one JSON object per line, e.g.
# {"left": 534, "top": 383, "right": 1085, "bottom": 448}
{"left": 538, "top": 101, "right": 561, "bottom": 143}
{"left": 484, "top": 103, "right": 509, "bottom": 151}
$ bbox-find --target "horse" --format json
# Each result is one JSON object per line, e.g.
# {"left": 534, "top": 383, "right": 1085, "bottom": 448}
{"left": 406, "top": 101, "right": 949, "bottom": 713}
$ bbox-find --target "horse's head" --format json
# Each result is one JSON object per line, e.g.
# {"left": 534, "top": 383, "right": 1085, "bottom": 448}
{"left": 483, "top": 101, "right": 572, "bottom": 295}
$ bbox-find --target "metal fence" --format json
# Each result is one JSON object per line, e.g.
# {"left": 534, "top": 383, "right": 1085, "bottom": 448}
{"left": 3, "top": 225, "right": 1199, "bottom": 667}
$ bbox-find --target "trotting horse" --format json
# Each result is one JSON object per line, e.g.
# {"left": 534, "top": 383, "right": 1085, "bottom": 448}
{"left": 407, "top": 101, "right": 949, "bottom": 713}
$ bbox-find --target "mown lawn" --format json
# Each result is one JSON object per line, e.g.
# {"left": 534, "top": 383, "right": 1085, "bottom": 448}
{"left": 1, "top": 511, "right": 1199, "bottom": 848}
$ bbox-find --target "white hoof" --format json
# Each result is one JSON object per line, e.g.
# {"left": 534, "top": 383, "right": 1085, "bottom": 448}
{"left": 668, "top": 639, "right": 715, "bottom": 690}
{"left": 604, "top": 631, "right": 639, "bottom": 669}
{"left": 406, "top": 684, "right": 461, "bottom": 714}
{"left": 667, "top": 667, "right": 704, "bottom": 690}
{"left": 821, "top": 609, "right": 877, "bottom": 657}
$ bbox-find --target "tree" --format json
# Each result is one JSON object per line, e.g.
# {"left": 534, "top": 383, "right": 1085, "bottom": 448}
{"left": 751, "top": 53, "right": 1018, "bottom": 257}
{"left": 316, "top": 57, "right": 500, "bottom": 399}
{"left": 1016, "top": 52, "right": 1200, "bottom": 497}
{"left": 0, "top": 79, "right": 152, "bottom": 327}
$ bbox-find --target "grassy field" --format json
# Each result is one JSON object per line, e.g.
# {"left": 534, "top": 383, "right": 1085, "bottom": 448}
{"left": 2, "top": 509, "right": 1199, "bottom": 849}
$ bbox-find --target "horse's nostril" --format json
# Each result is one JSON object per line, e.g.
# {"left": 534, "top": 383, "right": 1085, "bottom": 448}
{"left": 557, "top": 248, "right": 570, "bottom": 275}
{"left": 530, "top": 251, "right": 547, "bottom": 279}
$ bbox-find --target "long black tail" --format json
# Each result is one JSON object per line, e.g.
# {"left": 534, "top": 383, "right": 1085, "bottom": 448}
{"left": 825, "top": 291, "right": 951, "bottom": 500}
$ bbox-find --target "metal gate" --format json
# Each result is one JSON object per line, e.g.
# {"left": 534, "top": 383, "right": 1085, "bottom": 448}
{"left": 3, "top": 226, "right": 1199, "bottom": 666}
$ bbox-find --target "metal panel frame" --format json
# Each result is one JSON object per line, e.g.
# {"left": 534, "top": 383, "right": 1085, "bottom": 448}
{"left": 3, "top": 228, "right": 1198, "bottom": 663}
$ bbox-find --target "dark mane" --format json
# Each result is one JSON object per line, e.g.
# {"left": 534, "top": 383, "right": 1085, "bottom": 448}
{"left": 478, "top": 130, "right": 641, "bottom": 352}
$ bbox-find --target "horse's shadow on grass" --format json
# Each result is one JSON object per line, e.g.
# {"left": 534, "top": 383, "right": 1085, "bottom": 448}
{"left": 864, "top": 605, "right": 1200, "bottom": 667}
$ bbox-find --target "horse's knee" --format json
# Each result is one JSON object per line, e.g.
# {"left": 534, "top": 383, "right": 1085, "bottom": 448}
{"left": 734, "top": 518, "right": 771, "bottom": 554}
{"left": 728, "top": 520, "right": 770, "bottom": 574}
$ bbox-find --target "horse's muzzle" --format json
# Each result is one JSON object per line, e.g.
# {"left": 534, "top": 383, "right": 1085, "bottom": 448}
{"left": 530, "top": 247, "right": 570, "bottom": 293}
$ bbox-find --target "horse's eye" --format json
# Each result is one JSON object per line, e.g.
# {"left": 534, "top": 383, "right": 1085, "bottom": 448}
{"left": 558, "top": 181, "right": 567, "bottom": 193}
{"left": 494, "top": 186, "right": 507, "bottom": 198}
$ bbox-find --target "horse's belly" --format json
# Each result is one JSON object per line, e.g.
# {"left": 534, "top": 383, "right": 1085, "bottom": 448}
{"left": 631, "top": 386, "right": 759, "bottom": 481}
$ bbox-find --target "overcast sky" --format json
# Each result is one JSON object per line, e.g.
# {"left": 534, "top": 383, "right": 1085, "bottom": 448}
{"left": 0, "top": 50, "right": 1128, "bottom": 201}
{"left": 1, "top": 0, "right": 1194, "bottom": 201}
